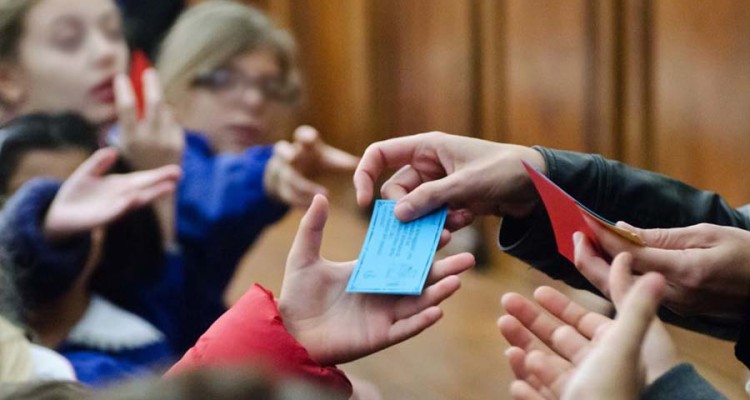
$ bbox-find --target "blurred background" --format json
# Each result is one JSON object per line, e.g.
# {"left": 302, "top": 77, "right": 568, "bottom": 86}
{"left": 177, "top": 0, "right": 750, "bottom": 398}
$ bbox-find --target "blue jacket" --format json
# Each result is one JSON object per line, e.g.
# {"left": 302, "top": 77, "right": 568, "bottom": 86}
{"left": 176, "top": 133, "right": 288, "bottom": 350}
{"left": 0, "top": 133, "right": 287, "bottom": 380}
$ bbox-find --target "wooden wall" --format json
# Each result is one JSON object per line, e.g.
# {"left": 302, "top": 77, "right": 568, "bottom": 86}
{"left": 186, "top": 0, "right": 750, "bottom": 205}
{"left": 187, "top": 0, "right": 750, "bottom": 207}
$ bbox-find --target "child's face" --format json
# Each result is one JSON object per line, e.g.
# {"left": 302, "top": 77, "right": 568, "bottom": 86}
{"left": 175, "top": 50, "right": 290, "bottom": 154}
{"left": 9, "top": 0, "right": 128, "bottom": 127}
{"left": 7, "top": 148, "right": 89, "bottom": 194}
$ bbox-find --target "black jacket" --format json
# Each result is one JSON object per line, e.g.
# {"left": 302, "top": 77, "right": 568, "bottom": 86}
{"left": 499, "top": 146, "right": 750, "bottom": 368}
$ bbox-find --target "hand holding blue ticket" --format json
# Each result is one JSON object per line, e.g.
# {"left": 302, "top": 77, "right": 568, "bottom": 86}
{"left": 347, "top": 200, "right": 448, "bottom": 295}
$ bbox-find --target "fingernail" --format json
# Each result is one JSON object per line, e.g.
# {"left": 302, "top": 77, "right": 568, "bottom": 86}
{"left": 573, "top": 232, "right": 583, "bottom": 246}
{"left": 394, "top": 202, "right": 415, "bottom": 221}
{"left": 504, "top": 348, "right": 513, "bottom": 358}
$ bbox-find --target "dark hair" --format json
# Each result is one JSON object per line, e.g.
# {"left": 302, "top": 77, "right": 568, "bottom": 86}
{"left": 0, "top": 113, "right": 99, "bottom": 195}
{"left": 0, "top": 113, "right": 164, "bottom": 317}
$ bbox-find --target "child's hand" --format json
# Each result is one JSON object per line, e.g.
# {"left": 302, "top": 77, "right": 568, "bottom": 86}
{"left": 43, "top": 148, "right": 181, "bottom": 242}
{"left": 278, "top": 195, "right": 474, "bottom": 365}
{"left": 114, "top": 69, "right": 185, "bottom": 171}
{"left": 263, "top": 126, "right": 359, "bottom": 208}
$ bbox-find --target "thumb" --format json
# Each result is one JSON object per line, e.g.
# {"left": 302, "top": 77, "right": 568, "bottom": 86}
{"left": 394, "top": 174, "right": 462, "bottom": 221}
{"left": 72, "top": 148, "right": 119, "bottom": 179}
{"left": 288, "top": 194, "right": 329, "bottom": 265}
{"left": 615, "top": 221, "right": 702, "bottom": 250}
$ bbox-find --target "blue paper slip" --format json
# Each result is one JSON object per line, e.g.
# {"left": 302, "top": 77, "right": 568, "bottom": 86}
{"left": 346, "top": 200, "right": 448, "bottom": 295}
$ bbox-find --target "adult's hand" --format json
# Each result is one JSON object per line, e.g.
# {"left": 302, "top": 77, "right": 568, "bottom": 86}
{"left": 353, "top": 132, "right": 546, "bottom": 231}
{"left": 575, "top": 219, "right": 750, "bottom": 319}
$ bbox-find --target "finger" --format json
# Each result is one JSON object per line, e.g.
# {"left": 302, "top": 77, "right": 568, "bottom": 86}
{"left": 284, "top": 170, "right": 328, "bottom": 208}
{"left": 525, "top": 350, "right": 573, "bottom": 396}
{"left": 506, "top": 347, "right": 529, "bottom": 380}
{"left": 319, "top": 144, "right": 360, "bottom": 171}
{"left": 388, "top": 306, "right": 443, "bottom": 345}
{"left": 354, "top": 135, "right": 431, "bottom": 207}
{"left": 436, "top": 229, "right": 452, "bottom": 250}
{"left": 444, "top": 209, "right": 476, "bottom": 232}
{"left": 393, "top": 275, "right": 461, "bottom": 320}
{"left": 122, "top": 164, "right": 182, "bottom": 189}
{"left": 509, "top": 380, "right": 548, "bottom": 400}
{"left": 497, "top": 315, "right": 549, "bottom": 353}
{"left": 143, "top": 68, "right": 164, "bottom": 133}
{"left": 607, "top": 272, "right": 667, "bottom": 358}
{"left": 381, "top": 165, "right": 423, "bottom": 200}
{"left": 393, "top": 174, "right": 464, "bottom": 221}
{"left": 72, "top": 147, "right": 119, "bottom": 180}
{"left": 609, "top": 252, "right": 636, "bottom": 307}
{"left": 615, "top": 221, "right": 718, "bottom": 249}
{"left": 533, "top": 286, "right": 611, "bottom": 340}
{"left": 293, "top": 125, "right": 319, "bottom": 148}
{"left": 425, "top": 252, "right": 475, "bottom": 285}
{"left": 501, "top": 293, "right": 561, "bottom": 347}
{"left": 114, "top": 74, "right": 137, "bottom": 135}
{"left": 502, "top": 293, "right": 589, "bottom": 364}
{"left": 590, "top": 218, "right": 696, "bottom": 278}
{"left": 572, "top": 231, "right": 612, "bottom": 297}
{"left": 274, "top": 140, "right": 297, "bottom": 162}
{"left": 131, "top": 180, "right": 177, "bottom": 208}
{"left": 287, "top": 194, "right": 329, "bottom": 265}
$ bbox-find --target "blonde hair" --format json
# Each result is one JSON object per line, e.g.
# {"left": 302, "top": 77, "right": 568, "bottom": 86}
{"left": 0, "top": 0, "right": 41, "bottom": 62}
{"left": 157, "top": 0, "right": 300, "bottom": 106}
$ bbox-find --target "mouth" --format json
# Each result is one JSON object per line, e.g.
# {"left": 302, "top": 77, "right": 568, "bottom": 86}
{"left": 89, "top": 76, "right": 116, "bottom": 104}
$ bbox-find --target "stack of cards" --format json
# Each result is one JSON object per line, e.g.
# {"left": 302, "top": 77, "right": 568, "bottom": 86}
{"left": 346, "top": 200, "right": 448, "bottom": 295}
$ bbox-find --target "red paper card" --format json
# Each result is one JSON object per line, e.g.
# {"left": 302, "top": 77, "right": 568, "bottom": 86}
{"left": 129, "top": 49, "right": 151, "bottom": 119}
{"left": 522, "top": 161, "right": 643, "bottom": 263}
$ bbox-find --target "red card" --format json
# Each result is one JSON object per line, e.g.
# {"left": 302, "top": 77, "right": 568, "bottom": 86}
{"left": 522, "top": 161, "right": 644, "bottom": 263}
{"left": 129, "top": 49, "right": 151, "bottom": 119}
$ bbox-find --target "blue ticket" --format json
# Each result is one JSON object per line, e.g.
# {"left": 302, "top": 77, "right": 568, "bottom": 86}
{"left": 346, "top": 200, "right": 448, "bottom": 295}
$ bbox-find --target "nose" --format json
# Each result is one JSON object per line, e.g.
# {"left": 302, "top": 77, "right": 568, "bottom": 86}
{"left": 237, "top": 84, "right": 266, "bottom": 110}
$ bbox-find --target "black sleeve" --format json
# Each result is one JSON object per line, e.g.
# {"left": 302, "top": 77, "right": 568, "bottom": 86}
{"left": 500, "top": 147, "right": 750, "bottom": 341}
{"left": 642, "top": 363, "right": 727, "bottom": 400}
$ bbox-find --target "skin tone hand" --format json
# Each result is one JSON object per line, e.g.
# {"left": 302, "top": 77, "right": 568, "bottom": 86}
{"left": 353, "top": 132, "right": 547, "bottom": 231}
{"left": 114, "top": 68, "right": 185, "bottom": 170}
{"left": 278, "top": 194, "right": 475, "bottom": 366}
{"left": 114, "top": 68, "right": 185, "bottom": 245}
{"left": 43, "top": 147, "right": 181, "bottom": 243}
{"left": 575, "top": 218, "right": 750, "bottom": 319}
{"left": 264, "top": 125, "right": 360, "bottom": 208}
{"left": 500, "top": 253, "right": 673, "bottom": 400}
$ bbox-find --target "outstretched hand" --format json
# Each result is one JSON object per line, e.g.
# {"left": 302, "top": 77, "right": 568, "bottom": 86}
{"left": 264, "top": 126, "right": 360, "bottom": 208}
{"left": 43, "top": 147, "right": 181, "bottom": 242}
{"left": 499, "top": 253, "right": 674, "bottom": 400}
{"left": 278, "top": 194, "right": 475, "bottom": 366}
{"left": 353, "top": 132, "right": 546, "bottom": 232}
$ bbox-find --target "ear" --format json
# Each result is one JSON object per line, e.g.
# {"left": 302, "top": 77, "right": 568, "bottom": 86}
{"left": 0, "top": 62, "right": 25, "bottom": 108}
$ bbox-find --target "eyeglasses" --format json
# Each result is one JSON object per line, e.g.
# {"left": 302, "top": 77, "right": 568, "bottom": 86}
{"left": 191, "top": 67, "right": 298, "bottom": 103}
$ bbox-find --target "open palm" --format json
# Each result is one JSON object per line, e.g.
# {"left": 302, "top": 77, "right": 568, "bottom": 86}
{"left": 278, "top": 195, "right": 474, "bottom": 366}
{"left": 43, "top": 147, "right": 181, "bottom": 241}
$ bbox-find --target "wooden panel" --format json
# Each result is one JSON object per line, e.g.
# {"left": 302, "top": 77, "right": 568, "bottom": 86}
{"left": 368, "top": 0, "right": 476, "bottom": 139}
{"left": 652, "top": 0, "right": 750, "bottom": 205}
{"left": 504, "top": 0, "right": 609, "bottom": 153}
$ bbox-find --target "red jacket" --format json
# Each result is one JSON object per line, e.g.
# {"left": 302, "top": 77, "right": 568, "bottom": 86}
{"left": 166, "top": 284, "right": 352, "bottom": 396}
